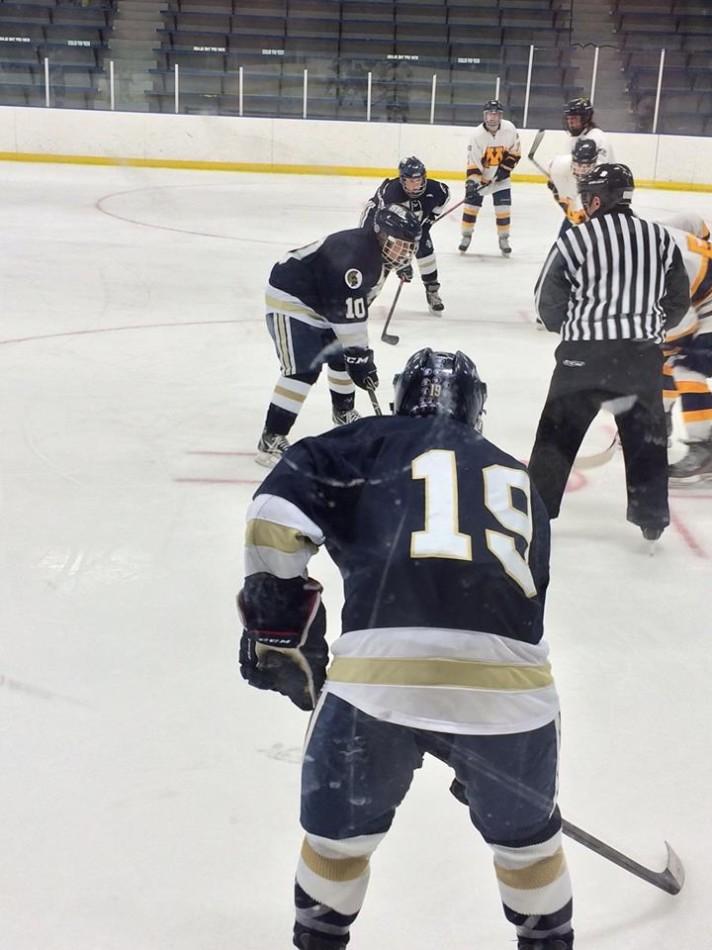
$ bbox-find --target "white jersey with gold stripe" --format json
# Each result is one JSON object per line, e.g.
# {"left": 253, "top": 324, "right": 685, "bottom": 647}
{"left": 466, "top": 120, "right": 521, "bottom": 185}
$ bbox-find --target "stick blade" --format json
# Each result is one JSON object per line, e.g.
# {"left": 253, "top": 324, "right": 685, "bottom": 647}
{"left": 661, "top": 841, "right": 685, "bottom": 895}
{"left": 573, "top": 435, "right": 618, "bottom": 470}
{"left": 381, "top": 332, "right": 399, "bottom": 346}
{"left": 528, "top": 128, "right": 546, "bottom": 160}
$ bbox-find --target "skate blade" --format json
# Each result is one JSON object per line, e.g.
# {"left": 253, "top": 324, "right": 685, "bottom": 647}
{"left": 255, "top": 451, "right": 280, "bottom": 469}
{"left": 669, "top": 473, "right": 712, "bottom": 486}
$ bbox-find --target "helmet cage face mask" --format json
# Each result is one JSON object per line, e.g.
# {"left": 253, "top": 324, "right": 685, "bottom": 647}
{"left": 483, "top": 100, "right": 504, "bottom": 132}
{"left": 373, "top": 204, "right": 422, "bottom": 266}
{"left": 381, "top": 235, "right": 416, "bottom": 267}
{"left": 564, "top": 97, "right": 593, "bottom": 134}
{"left": 401, "top": 174, "right": 426, "bottom": 196}
{"left": 572, "top": 158, "right": 596, "bottom": 181}
{"left": 398, "top": 157, "right": 427, "bottom": 197}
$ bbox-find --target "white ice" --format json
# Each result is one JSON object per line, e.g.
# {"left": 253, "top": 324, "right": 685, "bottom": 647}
{"left": 0, "top": 160, "right": 710, "bottom": 950}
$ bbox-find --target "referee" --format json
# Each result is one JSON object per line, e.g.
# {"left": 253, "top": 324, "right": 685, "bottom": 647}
{"left": 528, "top": 163, "right": 690, "bottom": 541}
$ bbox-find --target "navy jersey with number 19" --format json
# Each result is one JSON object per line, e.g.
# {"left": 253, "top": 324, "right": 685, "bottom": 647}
{"left": 244, "top": 414, "right": 558, "bottom": 734}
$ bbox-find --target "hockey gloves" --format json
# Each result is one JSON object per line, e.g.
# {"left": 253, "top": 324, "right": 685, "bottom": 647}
{"left": 344, "top": 346, "right": 379, "bottom": 391}
{"left": 396, "top": 263, "right": 413, "bottom": 283}
{"left": 465, "top": 179, "right": 480, "bottom": 203}
{"left": 238, "top": 575, "right": 328, "bottom": 711}
{"left": 494, "top": 165, "right": 511, "bottom": 183}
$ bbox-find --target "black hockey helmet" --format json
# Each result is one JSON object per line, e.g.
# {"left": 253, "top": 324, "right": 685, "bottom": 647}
{"left": 393, "top": 348, "right": 487, "bottom": 430}
{"left": 483, "top": 99, "right": 504, "bottom": 131}
{"left": 374, "top": 204, "right": 422, "bottom": 267}
{"left": 571, "top": 137, "right": 599, "bottom": 180}
{"left": 398, "top": 155, "right": 427, "bottom": 197}
{"left": 578, "top": 163, "right": 635, "bottom": 214}
{"left": 564, "top": 96, "right": 594, "bottom": 133}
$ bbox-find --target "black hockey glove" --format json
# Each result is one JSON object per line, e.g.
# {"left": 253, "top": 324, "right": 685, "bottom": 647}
{"left": 238, "top": 575, "right": 328, "bottom": 711}
{"left": 396, "top": 263, "right": 413, "bottom": 283}
{"left": 494, "top": 165, "right": 510, "bottom": 182}
{"left": 344, "top": 346, "right": 379, "bottom": 390}
{"left": 465, "top": 179, "right": 480, "bottom": 203}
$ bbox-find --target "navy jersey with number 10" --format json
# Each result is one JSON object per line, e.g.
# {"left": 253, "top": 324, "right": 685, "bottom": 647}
{"left": 244, "top": 414, "right": 558, "bottom": 735}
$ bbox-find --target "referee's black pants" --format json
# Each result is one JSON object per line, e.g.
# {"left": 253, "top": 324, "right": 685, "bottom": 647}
{"left": 528, "top": 340, "right": 668, "bottom": 530}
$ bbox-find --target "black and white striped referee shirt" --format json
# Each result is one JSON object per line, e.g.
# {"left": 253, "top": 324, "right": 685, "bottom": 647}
{"left": 535, "top": 209, "right": 690, "bottom": 342}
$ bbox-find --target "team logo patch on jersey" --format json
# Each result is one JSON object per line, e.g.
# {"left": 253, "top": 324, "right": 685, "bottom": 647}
{"left": 345, "top": 268, "right": 363, "bottom": 289}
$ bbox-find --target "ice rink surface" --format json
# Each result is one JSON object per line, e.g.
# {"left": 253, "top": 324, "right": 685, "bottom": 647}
{"left": 1, "top": 159, "right": 710, "bottom": 950}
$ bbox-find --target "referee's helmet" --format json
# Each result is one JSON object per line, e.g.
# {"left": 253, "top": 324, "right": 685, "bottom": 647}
{"left": 578, "top": 163, "right": 634, "bottom": 213}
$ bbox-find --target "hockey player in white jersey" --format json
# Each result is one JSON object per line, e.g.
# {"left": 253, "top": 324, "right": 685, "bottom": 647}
{"left": 658, "top": 213, "right": 712, "bottom": 480}
{"left": 563, "top": 98, "right": 615, "bottom": 163}
{"left": 547, "top": 138, "right": 600, "bottom": 236}
{"left": 459, "top": 100, "right": 521, "bottom": 256}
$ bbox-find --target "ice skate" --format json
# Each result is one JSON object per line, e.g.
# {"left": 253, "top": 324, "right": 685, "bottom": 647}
{"left": 256, "top": 430, "right": 290, "bottom": 468}
{"left": 498, "top": 233, "right": 512, "bottom": 255}
{"left": 458, "top": 233, "right": 472, "bottom": 253}
{"left": 668, "top": 439, "right": 712, "bottom": 482}
{"left": 425, "top": 282, "right": 445, "bottom": 315}
{"left": 518, "top": 932, "right": 574, "bottom": 950}
{"left": 295, "top": 934, "right": 347, "bottom": 950}
{"left": 332, "top": 407, "right": 361, "bottom": 425}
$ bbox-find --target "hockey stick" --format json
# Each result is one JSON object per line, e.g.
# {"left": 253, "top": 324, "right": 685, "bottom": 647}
{"left": 448, "top": 779, "right": 684, "bottom": 896}
{"left": 573, "top": 434, "right": 619, "bottom": 470}
{"left": 432, "top": 199, "right": 464, "bottom": 223}
{"left": 367, "top": 387, "right": 383, "bottom": 416}
{"left": 381, "top": 278, "right": 405, "bottom": 346}
{"left": 562, "top": 819, "right": 685, "bottom": 895}
{"left": 528, "top": 128, "right": 546, "bottom": 164}
{"left": 527, "top": 129, "right": 553, "bottom": 181}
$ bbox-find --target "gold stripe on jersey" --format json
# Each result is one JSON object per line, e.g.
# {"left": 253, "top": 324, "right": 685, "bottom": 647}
{"left": 274, "top": 384, "right": 307, "bottom": 403}
{"left": 681, "top": 408, "right": 712, "bottom": 422}
{"left": 300, "top": 838, "right": 369, "bottom": 882}
{"left": 328, "top": 656, "right": 553, "bottom": 691}
{"left": 265, "top": 289, "right": 325, "bottom": 324}
{"left": 245, "top": 518, "right": 318, "bottom": 554}
{"left": 495, "top": 848, "right": 567, "bottom": 890}
{"left": 246, "top": 494, "right": 324, "bottom": 536}
{"left": 327, "top": 371, "right": 354, "bottom": 391}
{"left": 676, "top": 380, "right": 711, "bottom": 394}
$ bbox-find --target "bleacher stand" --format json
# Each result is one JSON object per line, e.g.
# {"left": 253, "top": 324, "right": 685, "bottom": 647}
{"left": 147, "top": 0, "right": 579, "bottom": 125}
{"left": 614, "top": 0, "right": 712, "bottom": 134}
{"left": 0, "top": 0, "right": 115, "bottom": 108}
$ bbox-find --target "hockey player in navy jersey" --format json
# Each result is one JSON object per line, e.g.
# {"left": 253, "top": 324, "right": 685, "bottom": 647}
{"left": 257, "top": 204, "right": 421, "bottom": 467}
{"left": 360, "top": 156, "right": 450, "bottom": 314}
{"left": 239, "top": 348, "right": 574, "bottom": 950}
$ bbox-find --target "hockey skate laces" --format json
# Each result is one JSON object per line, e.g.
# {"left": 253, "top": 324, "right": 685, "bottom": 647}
{"left": 382, "top": 236, "right": 416, "bottom": 267}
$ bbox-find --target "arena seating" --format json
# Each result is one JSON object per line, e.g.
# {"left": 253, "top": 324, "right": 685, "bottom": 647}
{"left": 0, "top": 0, "right": 113, "bottom": 108}
{"left": 614, "top": 0, "right": 712, "bottom": 133}
{"left": 147, "top": 0, "right": 578, "bottom": 124}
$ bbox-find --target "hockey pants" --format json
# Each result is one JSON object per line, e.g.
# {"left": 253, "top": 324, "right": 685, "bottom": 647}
{"left": 293, "top": 693, "right": 572, "bottom": 947}
{"left": 528, "top": 340, "right": 669, "bottom": 529}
